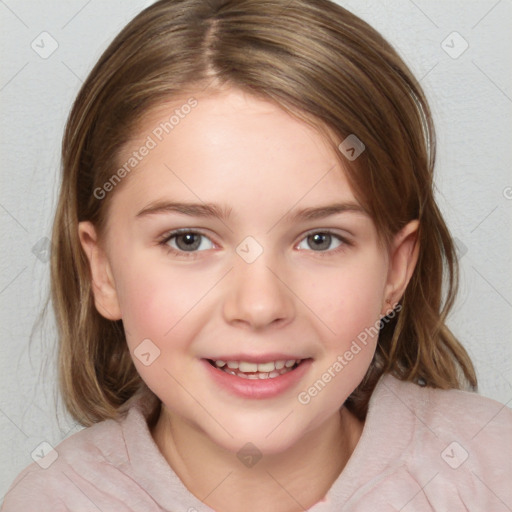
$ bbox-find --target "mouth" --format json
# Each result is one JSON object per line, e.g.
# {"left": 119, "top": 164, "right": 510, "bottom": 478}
{"left": 206, "top": 358, "right": 310, "bottom": 380}
{"left": 202, "top": 357, "right": 314, "bottom": 399}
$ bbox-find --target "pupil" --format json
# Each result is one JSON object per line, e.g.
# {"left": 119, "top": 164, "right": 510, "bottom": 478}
{"left": 309, "top": 233, "right": 331, "bottom": 251}
{"left": 177, "top": 233, "right": 200, "bottom": 251}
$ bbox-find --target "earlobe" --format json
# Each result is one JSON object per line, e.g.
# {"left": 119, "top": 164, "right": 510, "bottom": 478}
{"left": 382, "top": 220, "right": 420, "bottom": 315}
{"left": 78, "top": 221, "right": 122, "bottom": 321}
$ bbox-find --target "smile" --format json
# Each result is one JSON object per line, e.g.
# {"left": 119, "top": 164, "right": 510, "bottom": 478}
{"left": 207, "top": 358, "right": 303, "bottom": 379}
{"left": 203, "top": 357, "right": 312, "bottom": 399}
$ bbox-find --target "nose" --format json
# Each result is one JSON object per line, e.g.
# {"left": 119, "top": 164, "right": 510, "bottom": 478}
{"left": 222, "top": 255, "right": 295, "bottom": 330}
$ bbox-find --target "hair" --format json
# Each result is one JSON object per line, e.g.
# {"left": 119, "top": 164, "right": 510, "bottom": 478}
{"left": 51, "top": 0, "right": 477, "bottom": 426}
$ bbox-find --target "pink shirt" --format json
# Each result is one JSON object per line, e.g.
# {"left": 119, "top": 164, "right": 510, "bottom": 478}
{"left": 2, "top": 373, "right": 511, "bottom": 511}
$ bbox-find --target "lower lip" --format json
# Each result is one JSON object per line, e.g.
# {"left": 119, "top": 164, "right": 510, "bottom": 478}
{"left": 201, "top": 358, "right": 313, "bottom": 399}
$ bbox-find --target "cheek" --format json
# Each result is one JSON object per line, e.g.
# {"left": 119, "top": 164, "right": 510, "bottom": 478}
{"left": 306, "top": 252, "right": 387, "bottom": 343}
{"left": 296, "top": 258, "right": 386, "bottom": 418}
{"left": 112, "top": 257, "right": 209, "bottom": 393}
{"left": 341, "top": 269, "right": 384, "bottom": 330}
{"left": 112, "top": 255, "right": 197, "bottom": 347}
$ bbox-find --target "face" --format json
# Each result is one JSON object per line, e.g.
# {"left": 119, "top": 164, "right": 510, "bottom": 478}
{"left": 79, "top": 88, "right": 417, "bottom": 454}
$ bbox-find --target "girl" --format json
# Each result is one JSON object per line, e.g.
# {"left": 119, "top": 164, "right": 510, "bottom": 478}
{"left": 3, "top": 0, "right": 511, "bottom": 510}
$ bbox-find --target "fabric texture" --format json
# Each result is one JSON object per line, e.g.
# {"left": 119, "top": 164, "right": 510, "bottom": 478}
{"left": 2, "top": 373, "right": 511, "bottom": 511}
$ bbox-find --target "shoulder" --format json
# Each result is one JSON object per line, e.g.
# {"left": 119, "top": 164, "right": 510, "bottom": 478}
{"left": 369, "top": 374, "right": 512, "bottom": 510}
{"left": 380, "top": 373, "right": 512, "bottom": 439}
{"left": 1, "top": 410, "right": 134, "bottom": 511}
{"left": 2, "top": 396, "right": 211, "bottom": 512}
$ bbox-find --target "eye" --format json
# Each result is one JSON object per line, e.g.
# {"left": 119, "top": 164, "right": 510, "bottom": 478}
{"left": 161, "top": 230, "right": 214, "bottom": 252}
{"left": 296, "top": 231, "right": 345, "bottom": 252}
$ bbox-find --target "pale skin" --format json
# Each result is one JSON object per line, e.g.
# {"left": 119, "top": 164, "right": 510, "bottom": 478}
{"left": 79, "top": 88, "right": 419, "bottom": 512}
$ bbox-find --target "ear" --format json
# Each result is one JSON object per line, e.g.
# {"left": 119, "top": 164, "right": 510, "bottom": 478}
{"left": 381, "top": 220, "right": 420, "bottom": 316}
{"left": 78, "top": 221, "right": 122, "bottom": 320}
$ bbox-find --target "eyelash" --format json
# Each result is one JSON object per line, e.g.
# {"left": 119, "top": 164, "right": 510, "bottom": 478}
{"left": 158, "top": 228, "right": 351, "bottom": 257}
{"left": 158, "top": 228, "right": 210, "bottom": 259}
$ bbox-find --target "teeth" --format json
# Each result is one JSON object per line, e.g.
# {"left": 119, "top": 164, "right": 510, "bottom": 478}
{"left": 257, "top": 361, "right": 275, "bottom": 372}
{"left": 212, "top": 358, "right": 305, "bottom": 379}
{"left": 214, "top": 359, "right": 301, "bottom": 373}
{"left": 239, "top": 361, "right": 258, "bottom": 372}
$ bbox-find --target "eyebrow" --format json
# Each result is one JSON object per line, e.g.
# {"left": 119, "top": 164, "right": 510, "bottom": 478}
{"left": 136, "top": 201, "right": 232, "bottom": 220}
{"left": 135, "top": 200, "right": 366, "bottom": 221}
{"left": 286, "top": 202, "right": 367, "bottom": 221}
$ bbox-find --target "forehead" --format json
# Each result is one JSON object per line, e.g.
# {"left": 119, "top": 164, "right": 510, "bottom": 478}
{"left": 110, "top": 88, "right": 359, "bottom": 214}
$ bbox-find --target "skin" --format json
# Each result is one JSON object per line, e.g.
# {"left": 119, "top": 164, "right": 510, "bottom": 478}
{"left": 79, "top": 88, "right": 419, "bottom": 512}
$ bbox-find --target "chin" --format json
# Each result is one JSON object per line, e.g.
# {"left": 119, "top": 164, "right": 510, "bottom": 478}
{"left": 201, "top": 412, "right": 312, "bottom": 457}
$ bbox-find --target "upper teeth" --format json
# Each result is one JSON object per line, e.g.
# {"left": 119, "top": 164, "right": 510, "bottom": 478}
{"left": 214, "top": 359, "right": 300, "bottom": 372}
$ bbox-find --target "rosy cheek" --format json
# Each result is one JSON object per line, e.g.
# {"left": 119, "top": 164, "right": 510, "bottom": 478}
{"left": 118, "top": 267, "right": 199, "bottom": 351}
{"left": 115, "top": 274, "right": 167, "bottom": 344}
{"left": 331, "top": 272, "right": 384, "bottom": 337}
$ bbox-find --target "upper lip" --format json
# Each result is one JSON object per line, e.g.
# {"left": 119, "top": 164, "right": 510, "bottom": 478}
{"left": 205, "top": 353, "right": 310, "bottom": 363}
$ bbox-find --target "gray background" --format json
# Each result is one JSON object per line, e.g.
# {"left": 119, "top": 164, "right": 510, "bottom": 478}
{"left": 1, "top": 0, "right": 511, "bottom": 500}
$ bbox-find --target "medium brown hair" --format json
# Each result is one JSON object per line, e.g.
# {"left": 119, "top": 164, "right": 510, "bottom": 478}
{"left": 51, "top": 0, "right": 476, "bottom": 426}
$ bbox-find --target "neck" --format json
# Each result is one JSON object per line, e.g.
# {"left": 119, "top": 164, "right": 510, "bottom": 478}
{"left": 151, "top": 405, "right": 363, "bottom": 512}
